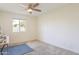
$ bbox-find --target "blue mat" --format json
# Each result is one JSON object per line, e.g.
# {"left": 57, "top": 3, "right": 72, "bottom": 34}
{"left": 0, "top": 44, "right": 33, "bottom": 55}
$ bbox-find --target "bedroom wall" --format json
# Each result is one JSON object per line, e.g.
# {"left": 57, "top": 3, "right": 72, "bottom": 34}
{"left": 0, "top": 11, "right": 37, "bottom": 44}
{"left": 37, "top": 4, "right": 79, "bottom": 53}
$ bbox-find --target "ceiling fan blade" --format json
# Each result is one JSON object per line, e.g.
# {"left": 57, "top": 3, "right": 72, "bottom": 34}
{"left": 19, "top": 4, "right": 27, "bottom": 8}
{"left": 33, "top": 3, "right": 39, "bottom": 8}
{"left": 28, "top": 3, "right": 33, "bottom": 9}
{"left": 19, "top": 4, "right": 28, "bottom": 10}
{"left": 33, "top": 9, "right": 41, "bottom": 12}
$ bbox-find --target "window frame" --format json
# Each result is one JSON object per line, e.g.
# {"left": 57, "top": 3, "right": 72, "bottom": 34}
{"left": 12, "top": 18, "right": 25, "bottom": 32}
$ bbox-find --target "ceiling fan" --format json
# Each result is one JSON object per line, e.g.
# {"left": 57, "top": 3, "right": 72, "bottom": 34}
{"left": 21, "top": 3, "right": 42, "bottom": 14}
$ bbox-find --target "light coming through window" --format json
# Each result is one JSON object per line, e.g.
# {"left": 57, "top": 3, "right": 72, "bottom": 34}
{"left": 12, "top": 19, "right": 25, "bottom": 32}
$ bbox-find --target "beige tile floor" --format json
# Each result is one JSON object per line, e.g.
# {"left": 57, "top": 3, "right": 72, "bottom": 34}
{"left": 26, "top": 40, "right": 78, "bottom": 55}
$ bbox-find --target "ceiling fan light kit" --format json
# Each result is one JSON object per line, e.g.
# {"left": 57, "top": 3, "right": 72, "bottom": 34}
{"left": 27, "top": 8, "right": 33, "bottom": 14}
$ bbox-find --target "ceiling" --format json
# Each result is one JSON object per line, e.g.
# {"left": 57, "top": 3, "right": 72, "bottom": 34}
{"left": 0, "top": 3, "right": 68, "bottom": 16}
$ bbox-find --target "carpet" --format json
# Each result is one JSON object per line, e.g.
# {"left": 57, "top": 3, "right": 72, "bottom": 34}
{"left": 0, "top": 44, "right": 33, "bottom": 55}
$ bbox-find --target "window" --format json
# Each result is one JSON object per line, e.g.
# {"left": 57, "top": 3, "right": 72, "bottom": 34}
{"left": 12, "top": 19, "right": 25, "bottom": 32}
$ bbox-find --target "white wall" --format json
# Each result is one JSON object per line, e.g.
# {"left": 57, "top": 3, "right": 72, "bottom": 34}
{"left": 0, "top": 4, "right": 79, "bottom": 53}
{"left": 37, "top": 4, "right": 79, "bottom": 53}
{"left": 0, "top": 11, "right": 37, "bottom": 44}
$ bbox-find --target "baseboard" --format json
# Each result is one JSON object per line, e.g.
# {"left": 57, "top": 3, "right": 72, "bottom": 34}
{"left": 8, "top": 39, "right": 38, "bottom": 46}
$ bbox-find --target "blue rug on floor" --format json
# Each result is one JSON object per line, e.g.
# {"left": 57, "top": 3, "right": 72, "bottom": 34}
{"left": 0, "top": 44, "right": 33, "bottom": 55}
